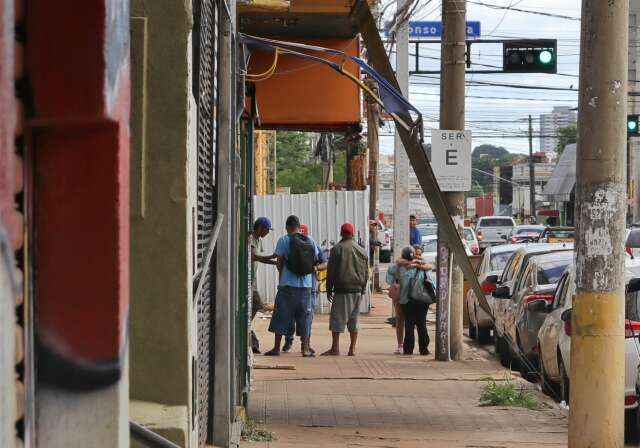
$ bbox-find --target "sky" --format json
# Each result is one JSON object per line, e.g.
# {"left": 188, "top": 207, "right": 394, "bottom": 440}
{"left": 378, "top": 0, "right": 583, "bottom": 155}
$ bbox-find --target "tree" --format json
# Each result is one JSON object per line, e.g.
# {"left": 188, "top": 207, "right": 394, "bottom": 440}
{"left": 275, "top": 131, "right": 346, "bottom": 193}
{"left": 471, "top": 144, "right": 513, "bottom": 194}
{"left": 556, "top": 124, "right": 577, "bottom": 155}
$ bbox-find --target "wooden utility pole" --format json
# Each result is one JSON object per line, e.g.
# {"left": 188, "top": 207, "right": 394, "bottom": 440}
{"left": 437, "top": 0, "right": 465, "bottom": 361}
{"left": 367, "top": 78, "right": 381, "bottom": 290}
{"left": 571, "top": 1, "right": 628, "bottom": 447}
{"left": 528, "top": 115, "right": 536, "bottom": 220}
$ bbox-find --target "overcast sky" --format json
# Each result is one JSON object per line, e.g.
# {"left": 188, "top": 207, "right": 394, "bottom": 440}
{"left": 378, "top": 0, "right": 583, "bottom": 155}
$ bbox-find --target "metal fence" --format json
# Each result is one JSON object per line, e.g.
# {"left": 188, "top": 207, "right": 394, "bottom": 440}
{"left": 254, "top": 189, "right": 371, "bottom": 314}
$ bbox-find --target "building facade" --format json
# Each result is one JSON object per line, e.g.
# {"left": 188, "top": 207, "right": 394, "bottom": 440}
{"left": 539, "top": 106, "right": 577, "bottom": 153}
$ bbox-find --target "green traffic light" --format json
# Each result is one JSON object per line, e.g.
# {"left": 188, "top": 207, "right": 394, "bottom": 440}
{"left": 630, "top": 120, "right": 638, "bottom": 132}
{"left": 539, "top": 50, "right": 553, "bottom": 64}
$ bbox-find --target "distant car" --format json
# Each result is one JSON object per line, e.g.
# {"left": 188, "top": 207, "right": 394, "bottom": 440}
{"left": 463, "top": 227, "right": 480, "bottom": 254}
{"left": 539, "top": 262, "right": 640, "bottom": 443}
{"left": 466, "top": 244, "right": 520, "bottom": 344}
{"left": 417, "top": 223, "right": 438, "bottom": 237}
{"left": 509, "top": 225, "right": 546, "bottom": 244}
{"left": 496, "top": 250, "right": 573, "bottom": 380}
{"left": 421, "top": 235, "right": 438, "bottom": 265}
{"left": 539, "top": 226, "right": 575, "bottom": 244}
{"left": 475, "top": 216, "right": 516, "bottom": 249}
{"left": 492, "top": 243, "right": 574, "bottom": 369}
{"left": 379, "top": 222, "right": 392, "bottom": 263}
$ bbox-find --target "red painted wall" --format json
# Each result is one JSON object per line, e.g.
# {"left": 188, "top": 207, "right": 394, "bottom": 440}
{"left": 27, "top": 0, "right": 130, "bottom": 388}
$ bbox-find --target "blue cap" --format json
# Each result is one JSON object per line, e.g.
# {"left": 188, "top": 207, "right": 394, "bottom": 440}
{"left": 254, "top": 217, "right": 273, "bottom": 230}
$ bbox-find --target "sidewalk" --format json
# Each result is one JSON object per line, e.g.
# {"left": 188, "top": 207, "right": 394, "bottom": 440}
{"left": 244, "top": 293, "right": 568, "bottom": 447}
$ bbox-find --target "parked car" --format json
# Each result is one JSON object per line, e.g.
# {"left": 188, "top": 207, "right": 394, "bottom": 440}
{"left": 463, "top": 226, "right": 480, "bottom": 254}
{"left": 417, "top": 223, "right": 438, "bottom": 237}
{"left": 539, "top": 226, "right": 575, "bottom": 243}
{"left": 475, "top": 216, "right": 516, "bottom": 249}
{"left": 626, "top": 227, "right": 640, "bottom": 259}
{"left": 492, "top": 243, "right": 574, "bottom": 369}
{"left": 466, "top": 244, "right": 520, "bottom": 344}
{"left": 508, "top": 225, "right": 546, "bottom": 244}
{"left": 539, "top": 262, "right": 640, "bottom": 443}
{"left": 421, "top": 234, "right": 438, "bottom": 264}
{"left": 495, "top": 250, "right": 573, "bottom": 380}
{"left": 379, "top": 221, "right": 392, "bottom": 263}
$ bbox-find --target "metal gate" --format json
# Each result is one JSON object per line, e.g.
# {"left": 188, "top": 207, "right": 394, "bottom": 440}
{"left": 193, "top": 0, "right": 218, "bottom": 445}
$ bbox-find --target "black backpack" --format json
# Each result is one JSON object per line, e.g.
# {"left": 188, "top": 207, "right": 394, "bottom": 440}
{"left": 286, "top": 233, "right": 317, "bottom": 276}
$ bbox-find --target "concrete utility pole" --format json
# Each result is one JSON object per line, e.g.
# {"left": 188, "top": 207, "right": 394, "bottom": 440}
{"left": 392, "top": 0, "right": 410, "bottom": 266}
{"left": 367, "top": 78, "right": 381, "bottom": 290}
{"left": 528, "top": 115, "right": 536, "bottom": 220}
{"left": 437, "top": 0, "right": 466, "bottom": 361}
{"left": 571, "top": 1, "right": 629, "bottom": 447}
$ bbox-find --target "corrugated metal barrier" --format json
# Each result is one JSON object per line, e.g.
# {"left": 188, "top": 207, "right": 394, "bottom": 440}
{"left": 254, "top": 189, "right": 371, "bottom": 314}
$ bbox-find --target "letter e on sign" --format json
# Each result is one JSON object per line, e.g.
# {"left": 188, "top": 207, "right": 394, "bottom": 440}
{"left": 431, "top": 130, "right": 472, "bottom": 192}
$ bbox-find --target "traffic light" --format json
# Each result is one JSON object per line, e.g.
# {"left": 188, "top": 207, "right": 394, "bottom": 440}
{"left": 629, "top": 115, "right": 640, "bottom": 136}
{"left": 503, "top": 39, "right": 557, "bottom": 74}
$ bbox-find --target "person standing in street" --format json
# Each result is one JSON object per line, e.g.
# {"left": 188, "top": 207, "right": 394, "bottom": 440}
{"left": 265, "top": 215, "right": 318, "bottom": 357}
{"left": 409, "top": 214, "right": 421, "bottom": 246}
{"left": 282, "top": 224, "right": 326, "bottom": 354}
{"left": 322, "top": 223, "right": 369, "bottom": 357}
{"left": 249, "top": 217, "right": 277, "bottom": 354}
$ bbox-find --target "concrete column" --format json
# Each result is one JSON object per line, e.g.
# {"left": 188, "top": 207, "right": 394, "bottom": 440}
{"left": 129, "top": 0, "right": 195, "bottom": 446}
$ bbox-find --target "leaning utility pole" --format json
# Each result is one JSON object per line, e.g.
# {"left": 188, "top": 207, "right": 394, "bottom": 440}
{"left": 367, "top": 77, "right": 381, "bottom": 290}
{"left": 436, "top": 0, "right": 466, "bottom": 361}
{"left": 392, "top": 0, "right": 410, "bottom": 265}
{"left": 571, "top": 1, "right": 629, "bottom": 447}
{"left": 528, "top": 115, "right": 536, "bottom": 220}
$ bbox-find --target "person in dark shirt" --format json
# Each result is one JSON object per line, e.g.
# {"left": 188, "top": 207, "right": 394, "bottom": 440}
{"left": 409, "top": 215, "right": 421, "bottom": 246}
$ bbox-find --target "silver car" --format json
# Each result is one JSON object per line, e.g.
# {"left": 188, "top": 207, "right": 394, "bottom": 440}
{"left": 539, "top": 261, "right": 640, "bottom": 443}
{"left": 466, "top": 244, "right": 519, "bottom": 344}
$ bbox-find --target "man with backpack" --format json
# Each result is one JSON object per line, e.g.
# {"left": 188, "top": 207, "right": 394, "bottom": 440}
{"left": 265, "top": 215, "right": 319, "bottom": 357}
{"left": 321, "top": 223, "right": 369, "bottom": 357}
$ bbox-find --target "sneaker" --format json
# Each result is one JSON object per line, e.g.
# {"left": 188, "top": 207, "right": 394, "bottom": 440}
{"left": 394, "top": 346, "right": 403, "bottom": 355}
{"left": 282, "top": 339, "right": 293, "bottom": 353}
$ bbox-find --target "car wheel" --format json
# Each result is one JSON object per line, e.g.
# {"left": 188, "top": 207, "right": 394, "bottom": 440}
{"left": 468, "top": 309, "right": 477, "bottom": 339}
{"left": 496, "top": 336, "right": 510, "bottom": 368}
{"left": 625, "top": 407, "right": 639, "bottom": 445}
{"left": 517, "top": 336, "right": 537, "bottom": 382}
{"left": 559, "top": 354, "right": 570, "bottom": 404}
{"left": 538, "top": 344, "right": 560, "bottom": 399}
{"left": 477, "top": 325, "right": 492, "bottom": 345}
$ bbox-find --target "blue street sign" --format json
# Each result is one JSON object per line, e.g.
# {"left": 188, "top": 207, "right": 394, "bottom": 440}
{"left": 386, "top": 21, "right": 481, "bottom": 38}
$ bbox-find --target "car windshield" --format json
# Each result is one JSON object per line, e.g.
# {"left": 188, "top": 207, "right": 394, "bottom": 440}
{"left": 479, "top": 218, "right": 513, "bottom": 227}
{"left": 422, "top": 239, "right": 438, "bottom": 252}
{"left": 514, "top": 227, "right": 543, "bottom": 235}
{"left": 419, "top": 226, "right": 438, "bottom": 236}
{"left": 490, "top": 250, "right": 516, "bottom": 271}
{"left": 463, "top": 228, "right": 475, "bottom": 241}
{"left": 537, "top": 258, "right": 572, "bottom": 285}
{"left": 547, "top": 229, "right": 575, "bottom": 238}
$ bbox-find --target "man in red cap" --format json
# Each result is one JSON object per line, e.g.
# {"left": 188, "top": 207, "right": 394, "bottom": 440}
{"left": 322, "top": 222, "right": 369, "bottom": 356}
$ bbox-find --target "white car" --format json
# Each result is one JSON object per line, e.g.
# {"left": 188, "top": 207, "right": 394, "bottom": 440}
{"left": 378, "top": 221, "right": 392, "bottom": 263}
{"left": 463, "top": 226, "right": 480, "bottom": 255}
{"left": 421, "top": 234, "right": 472, "bottom": 266}
{"left": 538, "top": 261, "right": 640, "bottom": 442}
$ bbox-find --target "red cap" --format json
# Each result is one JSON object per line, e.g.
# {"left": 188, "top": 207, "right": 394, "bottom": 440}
{"left": 341, "top": 223, "right": 355, "bottom": 236}
{"left": 300, "top": 224, "right": 309, "bottom": 235}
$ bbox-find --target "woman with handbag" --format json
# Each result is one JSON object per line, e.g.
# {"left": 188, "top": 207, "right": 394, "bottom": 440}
{"left": 386, "top": 246, "right": 435, "bottom": 355}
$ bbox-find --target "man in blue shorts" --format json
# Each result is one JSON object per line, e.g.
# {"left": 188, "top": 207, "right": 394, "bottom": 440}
{"left": 264, "top": 215, "right": 318, "bottom": 357}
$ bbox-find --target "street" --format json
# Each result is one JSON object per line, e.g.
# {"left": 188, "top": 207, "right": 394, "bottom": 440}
{"left": 245, "top": 293, "right": 569, "bottom": 447}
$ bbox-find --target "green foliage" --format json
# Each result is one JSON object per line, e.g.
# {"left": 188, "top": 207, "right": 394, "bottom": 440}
{"left": 479, "top": 378, "right": 546, "bottom": 410}
{"left": 276, "top": 131, "right": 346, "bottom": 193}
{"left": 241, "top": 417, "right": 275, "bottom": 442}
{"left": 556, "top": 124, "right": 577, "bottom": 155}
{"left": 471, "top": 144, "right": 514, "bottom": 194}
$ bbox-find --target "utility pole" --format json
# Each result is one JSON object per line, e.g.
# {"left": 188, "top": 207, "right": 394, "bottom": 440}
{"left": 367, "top": 78, "right": 381, "bottom": 290}
{"left": 571, "top": 1, "right": 628, "bottom": 447}
{"left": 436, "top": 0, "right": 466, "bottom": 361}
{"left": 528, "top": 115, "right": 536, "bottom": 220}
{"left": 392, "top": 0, "right": 410, "bottom": 264}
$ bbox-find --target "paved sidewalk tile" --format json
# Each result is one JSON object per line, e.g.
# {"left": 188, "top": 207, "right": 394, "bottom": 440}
{"left": 244, "top": 294, "right": 569, "bottom": 447}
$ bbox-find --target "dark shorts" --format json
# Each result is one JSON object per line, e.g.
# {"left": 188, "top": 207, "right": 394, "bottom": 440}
{"left": 269, "top": 286, "right": 313, "bottom": 338}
